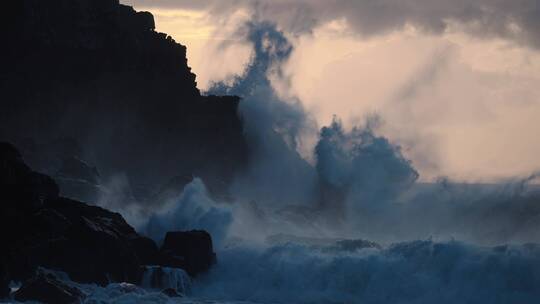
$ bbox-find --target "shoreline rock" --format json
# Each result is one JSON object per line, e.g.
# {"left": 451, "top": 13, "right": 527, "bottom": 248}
{"left": 0, "top": 142, "right": 217, "bottom": 298}
{"left": 13, "top": 268, "right": 85, "bottom": 304}
{"left": 159, "top": 230, "right": 217, "bottom": 277}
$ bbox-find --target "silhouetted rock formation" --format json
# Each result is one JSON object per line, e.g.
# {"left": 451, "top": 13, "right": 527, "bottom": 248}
{"left": 0, "top": 0, "right": 248, "bottom": 202}
{"left": 0, "top": 143, "right": 216, "bottom": 295}
{"left": 0, "top": 142, "right": 219, "bottom": 303}
{"left": 14, "top": 268, "right": 85, "bottom": 304}
{"left": 140, "top": 265, "right": 191, "bottom": 296}
{"left": 162, "top": 287, "right": 183, "bottom": 298}
{"left": 0, "top": 142, "right": 155, "bottom": 285}
{"left": 0, "top": 267, "right": 8, "bottom": 299}
{"left": 159, "top": 231, "right": 216, "bottom": 277}
{"left": 55, "top": 156, "right": 103, "bottom": 203}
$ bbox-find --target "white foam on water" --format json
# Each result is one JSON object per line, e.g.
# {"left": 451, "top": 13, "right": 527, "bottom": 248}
{"left": 141, "top": 266, "right": 192, "bottom": 296}
{"left": 192, "top": 240, "right": 540, "bottom": 304}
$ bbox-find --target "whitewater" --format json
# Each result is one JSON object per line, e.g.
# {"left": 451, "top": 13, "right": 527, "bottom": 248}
{"left": 13, "top": 236, "right": 540, "bottom": 303}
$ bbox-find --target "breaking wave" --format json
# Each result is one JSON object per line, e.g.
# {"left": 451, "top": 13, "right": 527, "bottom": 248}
{"left": 193, "top": 239, "right": 540, "bottom": 304}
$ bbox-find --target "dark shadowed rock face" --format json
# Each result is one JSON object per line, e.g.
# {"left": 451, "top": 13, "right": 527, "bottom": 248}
{"left": 55, "top": 156, "right": 103, "bottom": 203}
{"left": 0, "top": 142, "right": 158, "bottom": 286}
{"left": 162, "top": 287, "right": 183, "bottom": 297}
{"left": 140, "top": 265, "right": 191, "bottom": 295}
{"left": 159, "top": 230, "right": 216, "bottom": 277}
{"left": 14, "top": 269, "right": 85, "bottom": 304}
{"left": 0, "top": 0, "right": 248, "bottom": 202}
{"left": 0, "top": 142, "right": 59, "bottom": 212}
{"left": 0, "top": 265, "right": 8, "bottom": 299}
{"left": 1, "top": 142, "right": 219, "bottom": 296}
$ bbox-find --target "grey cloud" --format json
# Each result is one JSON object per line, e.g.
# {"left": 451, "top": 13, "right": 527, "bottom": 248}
{"left": 125, "top": 0, "right": 540, "bottom": 48}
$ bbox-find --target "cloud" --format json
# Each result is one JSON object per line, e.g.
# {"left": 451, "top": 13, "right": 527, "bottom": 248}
{"left": 125, "top": 0, "right": 540, "bottom": 48}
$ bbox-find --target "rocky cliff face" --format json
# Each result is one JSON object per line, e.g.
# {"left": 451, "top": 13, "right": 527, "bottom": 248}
{"left": 0, "top": 142, "right": 151, "bottom": 286}
{"left": 0, "top": 142, "right": 217, "bottom": 298}
{"left": 0, "top": 0, "right": 248, "bottom": 202}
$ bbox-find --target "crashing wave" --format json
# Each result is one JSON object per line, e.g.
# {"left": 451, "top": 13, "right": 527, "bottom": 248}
{"left": 193, "top": 239, "right": 540, "bottom": 304}
{"left": 141, "top": 265, "right": 192, "bottom": 296}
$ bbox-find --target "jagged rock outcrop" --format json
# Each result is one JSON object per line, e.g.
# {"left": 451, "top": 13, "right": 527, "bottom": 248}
{"left": 55, "top": 156, "right": 103, "bottom": 203}
{"left": 13, "top": 268, "right": 85, "bottom": 304}
{"left": 159, "top": 230, "right": 216, "bottom": 277}
{"left": 0, "top": 0, "right": 248, "bottom": 202}
{"left": 0, "top": 142, "right": 218, "bottom": 297}
{"left": 0, "top": 142, "right": 157, "bottom": 286}
{"left": 140, "top": 265, "right": 191, "bottom": 296}
{"left": 0, "top": 266, "right": 9, "bottom": 299}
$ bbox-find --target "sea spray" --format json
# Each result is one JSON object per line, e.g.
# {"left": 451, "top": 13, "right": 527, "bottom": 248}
{"left": 142, "top": 178, "right": 232, "bottom": 247}
{"left": 141, "top": 266, "right": 192, "bottom": 296}
{"left": 193, "top": 240, "right": 540, "bottom": 304}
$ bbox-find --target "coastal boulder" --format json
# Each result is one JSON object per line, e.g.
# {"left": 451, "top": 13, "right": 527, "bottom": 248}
{"left": 159, "top": 230, "right": 216, "bottom": 277}
{"left": 14, "top": 269, "right": 85, "bottom": 304}
{"left": 0, "top": 143, "right": 159, "bottom": 286}
{"left": 140, "top": 265, "right": 191, "bottom": 296}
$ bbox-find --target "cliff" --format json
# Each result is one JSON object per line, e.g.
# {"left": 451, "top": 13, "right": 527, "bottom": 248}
{"left": 0, "top": 142, "right": 216, "bottom": 299}
{"left": 0, "top": 0, "right": 248, "bottom": 201}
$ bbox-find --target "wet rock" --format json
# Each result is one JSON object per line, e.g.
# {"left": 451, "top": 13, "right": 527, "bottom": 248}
{"left": 130, "top": 236, "right": 160, "bottom": 266}
{"left": 162, "top": 288, "right": 182, "bottom": 297}
{"left": 159, "top": 230, "right": 216, "bottom": 277}
{"left": 141, "top": 265, "right": 191, "bottom": 296}
{"left": 56, "top": 157, "right": 100, "bottom": 185}
{"left": 55, "top": 156, "right": 103, "bottom": 203}
{"left": 14, "top": 269, "right": 84, "bottom": 304}
{"left": 0, "top": 143, "right": 159, "bottom": 286}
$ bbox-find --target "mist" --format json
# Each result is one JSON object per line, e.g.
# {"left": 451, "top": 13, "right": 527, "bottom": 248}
{"left": 136, "top": 20, "right": 540, "bottom": 302}
{"left": 178, "top": 20, "right": 540, "bottom": 246}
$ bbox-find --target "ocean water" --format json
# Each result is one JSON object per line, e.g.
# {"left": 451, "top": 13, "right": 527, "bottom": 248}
{"left": 71, "top": 176, "right": 540, "bottom": 304}
{"left": 7, "top": 238, "right": 540, "bottom": 304}
{"left": 190, "top": 239, "right": 540, "bottom": 304}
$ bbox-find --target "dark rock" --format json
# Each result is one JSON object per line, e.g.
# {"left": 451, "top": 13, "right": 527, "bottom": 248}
{"left": 0, "top": 0, "right": 248, "bottom": 201}
{"left": 129, "top": 236, "right": 160, "bottom": 266}
{"left": 159, "top": 230, "right": 216, "bottom": 277}
{"left": 0, "top": 264, "right": 9, "bottom": 299}
{"left": 14, "top": 269, "right": 85, "bottom": 304}
{"left": 0, "top": 142, "right": 59, "bottom": 212}
{"left": 136, "top": 11, "right": 155, "bottom": 31}
{"left": 0, "top": 143, "right": 159, "bottom": 286}
{"left": 55, "top": 156, "right": 103, "bottom": 202}
{"left": 162, "top": 288, "right": 182, "bottom": 297}
{"left": 0, "top": 142, "right": 21, "bottom": 160}
{"left": 56, "top": 157, "right": 100, "bottom": 185}
{"left": 140, "top": 265, "right": 191, "bottom": 295}
{"left": 0, "top": 143, "right": 59, "bottom": 210}
{"left": 0, "top": 285, "right": 8, "bottom": 299}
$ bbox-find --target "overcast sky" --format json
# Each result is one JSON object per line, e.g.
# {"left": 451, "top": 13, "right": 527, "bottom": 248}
{"left": 122, "top": 0, "right": 540, "bottom": 182}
